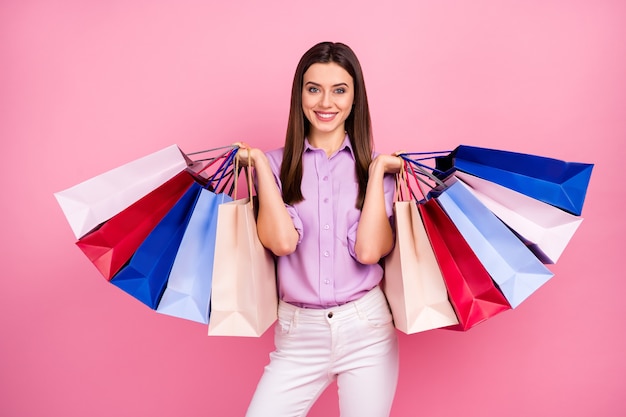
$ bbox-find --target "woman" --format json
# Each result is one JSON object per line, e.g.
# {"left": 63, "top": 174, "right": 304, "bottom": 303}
{"left": 238, "top": 41, "right": 401, "bottom": 417}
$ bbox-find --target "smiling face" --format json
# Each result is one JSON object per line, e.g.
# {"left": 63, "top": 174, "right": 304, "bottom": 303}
{"left": 301, "top": 62, "right": 355, "bottom": 141}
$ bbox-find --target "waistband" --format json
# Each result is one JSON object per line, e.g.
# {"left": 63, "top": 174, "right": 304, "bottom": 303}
{"left": 278, "top": 286, "right": 387, "bottom": 323}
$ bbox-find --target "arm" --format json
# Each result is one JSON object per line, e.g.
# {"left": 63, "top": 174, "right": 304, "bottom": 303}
{"left": 353, "top": 154, "right": 402, "bottom": 264}
{"left": 237, "top": 145, "right": 299, "bottom": 257}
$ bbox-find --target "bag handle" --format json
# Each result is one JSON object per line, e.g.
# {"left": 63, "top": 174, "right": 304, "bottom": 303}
{"left": 399, "top": 151, "right": 450, "bottom": 177}
{"left": 188, "top": 145, "right": 237, "bottom": 161}
{"left": 233, "top": 148, "right": 254, "bottom": 202}
{"left": 189, "top": 146, "right": 238, "bottom": 193}
{"left": 401, "top": 155, "right": 446, "bottom": 187}
{"left": 211, "top": 148, "right": 238, "bottom": 192}
{"left": 398, "top": 154, "right": 448, "bottom": 202}
{"left": 407, "top": 161, "right": 429, "bottom": 200}
{"left": 395, "top": 160, "right": 412, "bottom": 202}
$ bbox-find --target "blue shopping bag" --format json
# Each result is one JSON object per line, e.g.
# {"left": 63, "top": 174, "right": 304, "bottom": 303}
{"left": 433, "top": 178, "right": 554, "bottom": 308}
{"left": 156, "top": 189, "right": 233, "bottom": 323}
{"left": 435, "top": 145, "right": 593, "bottom": 215}
{"left": 111, "top": 182, "right": 203, "bottom": 309}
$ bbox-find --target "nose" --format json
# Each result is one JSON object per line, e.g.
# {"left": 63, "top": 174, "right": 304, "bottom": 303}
{"left": 320, "top": 91, "right": 331, "bottom": 108}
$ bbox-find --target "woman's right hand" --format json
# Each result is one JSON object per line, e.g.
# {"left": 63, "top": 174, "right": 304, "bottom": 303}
{"left": 232, "top": 142, "right": 299, "bottom": 256}
{"left": 233, "top": 142, "right": 259, "bottom": 167}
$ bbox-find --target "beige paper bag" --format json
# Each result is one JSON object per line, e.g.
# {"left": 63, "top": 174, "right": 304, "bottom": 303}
{"left": 208, "top": 165, "right": 277, "bottom": 337}
{"left": 384, "top": 199, "right": 459, "bottom": 334}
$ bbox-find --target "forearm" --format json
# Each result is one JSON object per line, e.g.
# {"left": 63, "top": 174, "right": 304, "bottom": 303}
{"left": 354, "top": 156, "right": 396, "bottom": 264}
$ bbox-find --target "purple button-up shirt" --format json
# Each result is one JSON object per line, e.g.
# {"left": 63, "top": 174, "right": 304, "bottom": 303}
{"left": 265, "top": 136, "right": 396, "bottom": 308}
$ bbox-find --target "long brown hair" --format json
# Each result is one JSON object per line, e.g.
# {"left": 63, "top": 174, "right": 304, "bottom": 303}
{"left": 280, "top": 41, "right": 373, "bottom": 209}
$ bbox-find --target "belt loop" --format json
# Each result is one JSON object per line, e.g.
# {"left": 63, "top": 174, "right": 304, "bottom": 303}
{"left": 354, "top": 301, "right": 365, "bottom": 320}
{"left": 293, "top": 308, "right": 300, "bottom": 329}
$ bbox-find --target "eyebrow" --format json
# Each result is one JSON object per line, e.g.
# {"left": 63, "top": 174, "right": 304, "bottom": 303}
{"left": 304, "top": 81, "right": 350, "bottom": 88}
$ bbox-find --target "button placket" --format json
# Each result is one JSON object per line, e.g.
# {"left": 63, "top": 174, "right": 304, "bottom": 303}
{"left": 317, "top": 154, "right": 334, "bottom": 304}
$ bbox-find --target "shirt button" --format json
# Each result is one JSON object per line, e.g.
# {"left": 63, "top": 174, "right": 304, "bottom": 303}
{"left": 323, "top": 224, "right": 330, "bottom": 230}
{"left": 323, "top": 251, "right": 330, "bottom": 257}
{"left": 323, "top": 198, "right": 329, "bottom": 203}
{"left": 324, "top": 279, "right": 330, "bottom": 285}
{"left": 327, "top": 312, "right": 334, "bottom": 318}
{"left": 323, "top": 176, "right": 328, "bottom": 181}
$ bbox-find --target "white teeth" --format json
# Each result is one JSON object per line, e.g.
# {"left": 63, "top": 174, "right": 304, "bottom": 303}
{"left": 317, "top": 113, "right": 335, "bottom": 119}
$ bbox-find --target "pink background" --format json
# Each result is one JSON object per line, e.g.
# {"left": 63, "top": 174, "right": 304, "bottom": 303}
{"left": 2, "top": 1, "right": 625, "bottom": 416}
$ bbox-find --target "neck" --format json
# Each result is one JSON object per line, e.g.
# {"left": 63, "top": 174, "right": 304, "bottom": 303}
{"left": 308, "top": 129, "right": 346, "bottom": 157}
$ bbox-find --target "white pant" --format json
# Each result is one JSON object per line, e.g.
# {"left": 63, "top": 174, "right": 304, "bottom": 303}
{"left": 246, "top": 286, "right": 399, "bottom": 417}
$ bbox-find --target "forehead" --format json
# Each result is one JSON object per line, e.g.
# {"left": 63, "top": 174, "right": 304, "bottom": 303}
{"left": 303, "top": 62, "right": 353, "bottom": 86}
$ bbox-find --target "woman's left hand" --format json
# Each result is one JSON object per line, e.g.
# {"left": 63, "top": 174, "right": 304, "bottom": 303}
{"left": 370, "top": 153, "right": 404, "bottom": 175}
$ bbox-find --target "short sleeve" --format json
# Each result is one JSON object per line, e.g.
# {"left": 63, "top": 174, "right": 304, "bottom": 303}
{"left": 383, "top": 172, "right": 397, "bottom": 255}
{"left": 383, "top": 172, "right": 396, "bottom": 220}
{"left": 265, "top": 148, "right": 303, "bottom": 244}
{"left": 345, "top": 172, "right": 396, "bottom": 259}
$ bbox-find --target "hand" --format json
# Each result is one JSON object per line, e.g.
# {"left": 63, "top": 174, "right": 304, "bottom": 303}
{"left": 370, "top": 153, "right": 404, "bottom": 175}
{"left": 233, "top": 142, "right": 257, "bottom": 167}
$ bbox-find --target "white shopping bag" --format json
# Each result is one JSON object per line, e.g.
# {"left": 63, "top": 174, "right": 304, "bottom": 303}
{"left": 54, "top": 145, "right": 190, "bottom": 239}
{"left": 455, "top": 171, "right": 583, "bottom": 264}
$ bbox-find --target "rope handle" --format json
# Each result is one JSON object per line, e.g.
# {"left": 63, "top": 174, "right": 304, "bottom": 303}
{"left": 187, "top": 145, "right": 237, "bottom": 159}
{"left": 398, "top": 152, "right": 450, "bottom": 177}
{"left": 233, "top": 148, "right": 254, "bottom": 202}
{"left": 395, "top": 160, "right": 411, "bottom": 202}
{"left": 394, "top": 154, "right": 449, "bottom": 203}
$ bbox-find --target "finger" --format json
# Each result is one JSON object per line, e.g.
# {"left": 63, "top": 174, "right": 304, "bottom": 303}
{"left": 233, "top": 141, "right": 250, "bottom": 149}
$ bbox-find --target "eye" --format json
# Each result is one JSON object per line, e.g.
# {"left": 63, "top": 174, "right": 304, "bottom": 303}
{"left": 334, "top": 88, "right": 346, "bottom": 94}
{"left": 307, "top": 86, "right": 320, "bottom": 93}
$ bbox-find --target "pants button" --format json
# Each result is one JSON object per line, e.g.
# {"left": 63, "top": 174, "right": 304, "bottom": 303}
{"left": 327, "top": 312, "right": 334, "bottom": 318}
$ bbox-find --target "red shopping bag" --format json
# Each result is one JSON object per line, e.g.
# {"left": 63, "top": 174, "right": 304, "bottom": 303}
{"left": 76, "top": 171, "right": 195, "bottom": 280}
{"left": 419, "top": 198, "right": 510, "bottom": 331}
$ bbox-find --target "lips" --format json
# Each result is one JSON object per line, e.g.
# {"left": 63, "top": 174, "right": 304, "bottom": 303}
{"left": 315, "top": 111, "right": 337, "bottom": 121}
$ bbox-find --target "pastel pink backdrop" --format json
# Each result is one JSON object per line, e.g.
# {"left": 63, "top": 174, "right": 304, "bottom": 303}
{"left": 2, "top": 1, "right": 624, "bottom": 416}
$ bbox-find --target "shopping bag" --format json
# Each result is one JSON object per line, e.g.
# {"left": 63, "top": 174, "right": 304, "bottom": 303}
{"left": 434, "top": 178, "right": 554, "bottom": 308}
{"left": 54, "top": 145, "right": 191, "bottom": 238}
{"left": 435, "top": 145, "right": 593, "bottom": 215}
{"left": 111, "top": 182, "right": 203, "bottom": 309}
{"left": 384, "top": 198, "right": 459, "bottom": 334}
{"left": 208, "top": 167, "right": 277, "bottom": 337}
{"left": 76, "top": 171, "right": 195, "bottom": 280}
{"left": 455, "top": 171, "right": 583, "bottom": 263}
{"left": 156, "top": 189, "right": 233, "bottom": 324}
{"left": 419, "top": 198, "right": 510, "bottom": 331}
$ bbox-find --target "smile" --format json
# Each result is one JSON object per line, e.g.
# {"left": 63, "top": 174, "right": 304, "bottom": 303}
{"left": 315, "top": 112, "right": 337, "bottom": 121}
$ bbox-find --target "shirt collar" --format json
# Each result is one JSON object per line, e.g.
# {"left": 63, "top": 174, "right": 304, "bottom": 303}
{"left": 304, "top": 134, "right": 355, "bottom": 160}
